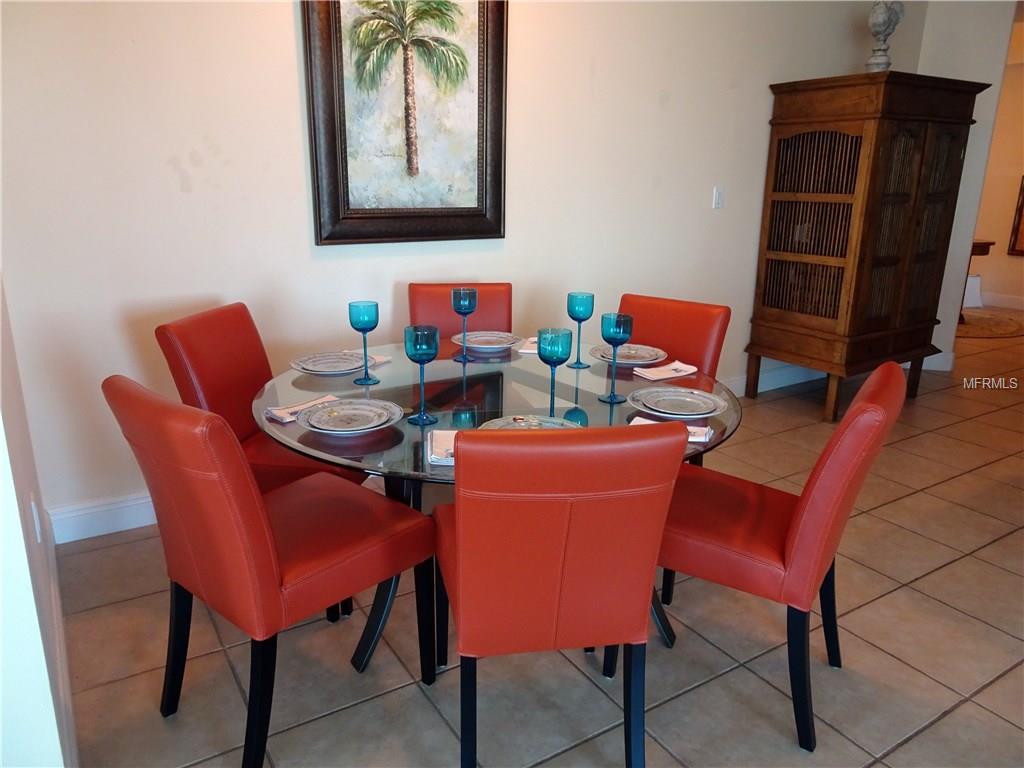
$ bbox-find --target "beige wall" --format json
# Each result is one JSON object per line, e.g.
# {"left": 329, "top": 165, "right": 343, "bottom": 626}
{"left": 0, "top": 1, "right": 1008, "bottom": 519}
{"left": 973, "top": 11, "right": 1024, "bottom": 307}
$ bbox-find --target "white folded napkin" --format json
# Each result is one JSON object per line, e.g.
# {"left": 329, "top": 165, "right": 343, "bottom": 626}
{"left": 427, "top": 430, "right": 457, "bottom": 466}
{"left": 630, "top": 416, "right": 713, "bottom": 442}
{"left": 517, "top": 337, "right": 539, "bottom": 354}
{"left": 265, "top": 395, "right": 339, "bottom": 424}
{"left": 342, "top": 350, "right": 393, "bottom": 366}
{"left": 633, "top": 360, "right": 698, "bottom": 381}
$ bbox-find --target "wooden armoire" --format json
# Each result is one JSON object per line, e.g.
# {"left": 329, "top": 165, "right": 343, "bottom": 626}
{"left": 744, "top": 71, "right": 989, "bottom": 420}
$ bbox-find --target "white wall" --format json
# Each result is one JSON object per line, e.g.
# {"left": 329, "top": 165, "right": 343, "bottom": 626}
{"left": 0, "top": 1, "right": 1009, "bottom": 531}
{"left": 973, "top": 10, "right": 1024, "bottom": 308}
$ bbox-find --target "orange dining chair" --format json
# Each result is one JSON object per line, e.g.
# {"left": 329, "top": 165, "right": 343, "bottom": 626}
{"left": 618, "top": 293, "right": 732, "bottom": 604}
{"left": 102, "top": 376, "right": 437, "bottom": 768}
{"left": 434, "top": 424, "right": 688, "bottom": 768}
{"left": 156, "top": 303, "right": 367, "bottom": 620}
{"left": 408, "top": 282, "right": 513, "bottom": 339}
{"left": 655, "top": 362, "right": 906, "bottom": 751}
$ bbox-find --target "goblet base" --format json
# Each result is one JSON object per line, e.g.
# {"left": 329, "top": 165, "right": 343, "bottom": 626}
{"left": 353, "top": 375, "right": 380, "bottom": 386}
{"left": 567, "top": 361, "right": 590, "bottom": 370}
{"left": 408, "top": 412, "right": 438, "bottom": 426}
{"left": 598, "top": 393, "right": 626, "bottom": 405}
{"left": 452, "top": 353, "right": 475, "bottom": 363}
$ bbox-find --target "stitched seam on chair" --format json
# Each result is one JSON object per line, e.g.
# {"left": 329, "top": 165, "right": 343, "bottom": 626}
{"left": 459, "top": 486, "right": 665, "bottom": 502}
{"left": 550, "top": 500, "right": 574, "bottom": 648}
{"left": 160, "top": 328, "right": 209, "bottom": 411}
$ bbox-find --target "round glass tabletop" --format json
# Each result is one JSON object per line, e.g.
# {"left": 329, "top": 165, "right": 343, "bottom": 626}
{"left": 253, "top": 340, "right": 743, "bottom": 484}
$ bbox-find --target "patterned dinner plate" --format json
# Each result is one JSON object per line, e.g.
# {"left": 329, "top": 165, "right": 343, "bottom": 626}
{"left": 590, "top": 343, "right": 667, "bottom": 366}
{"left": 290, "top": 351, "right": 365, "bottom": 376}
{"left": 479, "top": 415, "right": 582, "bottom": 430}
{"left": 451, "top": 331, "right": 523, "bottom": 351}
{"left": 627, "top": 387, "right": 728, "bottom": 419}
{"left": 297, "top": 399, "right": 404, "bottom": 434}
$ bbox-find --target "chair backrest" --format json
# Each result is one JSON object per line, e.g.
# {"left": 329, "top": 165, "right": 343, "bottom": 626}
{"left": 408, "top": 282, "right": 513, "bottom": 339}
{"left": 450, "top": 423, "right": 688, "bottom": 657}
{"left": 618, "top": 294, "right": 731, "bottom": 377}
{"left": 781, "top": 362, "right": 906, "bottom": 610}
{"left": 155, "top": 302, "right": 272, "bottom": 443}
{"left": 102, "top": 375, "right": 284, "bottom": 639}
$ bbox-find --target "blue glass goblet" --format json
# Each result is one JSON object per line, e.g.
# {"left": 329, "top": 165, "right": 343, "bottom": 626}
{"left": 538, "top": 327, "right": 573, "bottom": 417}
{"left": 404, "top": 325, "right": 439, "bottom": 426}
{"left": 566, "top": 292, "right": 594, "bottom": 370}
{"left": 452, "top": 401, "right": 478, "bottom": 429}
{"left": 598, "top": 312, "right": 632, "bottom": 404}
{"left": 349, "top": 301, "right": 380, "bottom": 386}
{"left": 452, "top": 287, "right": 478, "bottom": 363}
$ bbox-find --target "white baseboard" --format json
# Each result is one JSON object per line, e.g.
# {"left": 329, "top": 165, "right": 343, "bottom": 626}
{"left": 923, "top": 351, "right": 954, "bottom": 372}
{"left": 48, "top": 493, "right": 155, "bottom": 544}
{"left": 981, "top": 292, "right": 1024, "bottom": 310}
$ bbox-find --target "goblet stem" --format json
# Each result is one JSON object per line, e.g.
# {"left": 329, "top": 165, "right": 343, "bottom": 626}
{"left": 574, "top": 322, "right": 582, "bottom": 366}
{"left": 361, "top": 332, "right": 369, "bottom": 381}
{"left": 419, "top": 363, "right": 426, "bottom": 421}
{"left": 549, "top": 366, "right": 556, "bottom": 418}
{"left": 461, "top": 316, "right": 469, "bottom": 362}
{"left": 610, "top": 346, "right": 618, "bottom": 402}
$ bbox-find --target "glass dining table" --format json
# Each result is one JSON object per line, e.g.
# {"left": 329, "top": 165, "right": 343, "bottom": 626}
{"left": 251, "top": 338, "right": 743, "bottom": 676}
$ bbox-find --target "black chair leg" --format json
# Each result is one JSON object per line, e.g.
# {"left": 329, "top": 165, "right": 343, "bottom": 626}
{"left": 241, "top": 635, "right": 277, "bottom": 768}
{"left": 435, "top": 560, "right": 450, "bottom": 668}
{"left": 787, "top": 606, "right": 816, "bottom": 751}
{"left": 660, "top": 569, "right": 676, "bottom": 605}
{"left": 623, "top": 643, "right": 646, "bottom": 768}
{"left": 326, "top": 604, "right": 340, "bottom": 623}
{"left": 160, "top": 582, "right": 193, "bottom": 717}
{"left": 341, "top": 597, "right": 354, "bottom": 617}
{"left": 460, "top": 656, "right": 477, "bottom": 768}
{"left": 583, "top": 647, "right": 595, "bottom": 653}
{"left": 819, "top": 560, "right": 842, "bottom": 668}
{"left": 602, "top": 645, "right": 619, "bottom": 678}
{"left": 650, "top": 588, "right": 676, "bottom": 647}
{"left": 413, "top": 558, "right": 437, "bottom": 685}
{"left": 351, "top": 575, "right": 401, "bottom": 672}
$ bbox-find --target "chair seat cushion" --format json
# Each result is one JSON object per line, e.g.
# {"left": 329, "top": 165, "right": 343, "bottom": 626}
{"left": 264, "top": 473, "right": 434, "bottom": 625}
{"left": 243, "top": 430, "right": 364, "bottom": 492}
{"left": 659, "top": 463, "right": 798, "bottom": 604}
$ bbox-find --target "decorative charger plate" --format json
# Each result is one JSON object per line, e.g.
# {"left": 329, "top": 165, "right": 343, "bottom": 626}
{"left": 479, "top": 415, "right": 582, "bottom": 430}
{"left": 297, "top": 399, "right": 404, "bottom": 435}
{"left": 451, "top": 331, "right": 523, "bottom": 351}
{"left": 626, "top": 387, "right": 728, "bottom": 419}
{"left": 590, "top": 343, "right": 667, "bottom": 366}
{"left": 291, "top": 351, "right": 365, "bottom": 376}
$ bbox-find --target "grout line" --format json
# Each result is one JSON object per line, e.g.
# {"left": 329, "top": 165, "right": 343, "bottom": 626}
{"left": 968, "top": 661, "right": 1024, "bottom": 733}
{"left": 62, "top": 587, "right": 169, "bottom": 618}
{"left": 71, "top": 644, "right": 231, "bottom": 696}
{"left": 56, "top": 529, "right": 162, "bottom": 561}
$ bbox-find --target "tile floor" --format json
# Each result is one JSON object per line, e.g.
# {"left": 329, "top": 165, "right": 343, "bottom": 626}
{"left": 61, "top": 333, "right": 1024, "bottom": 767}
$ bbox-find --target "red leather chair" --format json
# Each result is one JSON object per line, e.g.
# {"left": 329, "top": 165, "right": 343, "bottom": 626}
{"left": 435, "top": 424, "right": 688, "bottom": 768}
{"left": 102, "top": 376, "right": 437, "bottom": 768}
{"left": 656, "top": 362, "right": 906, "bottom": 751}
{"left": 408, "top": 282, "right": 513, "bottom": 339}
{"left": 618, "top": 293, "right": 732, "bottom": 603}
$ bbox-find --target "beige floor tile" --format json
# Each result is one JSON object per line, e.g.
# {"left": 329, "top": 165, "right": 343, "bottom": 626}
{"left": 209, "top": 605, "right": 322, "bottom": 648}
{"left": 812, "top": 555, "right": 900, "bottom": 616}
{"left": 722, "top": 424, "right": 766, "bottom": 447}
{"left": 189, "top": 748, "right": 270, "bottom": 767}
{"left": 977, "top": 454, "right": 1024, "bottom": 490}
{"left": 73, "top": 652, "right": 246, "bottom": 768}
{"left": 869, "top": 447, "right": 963, "bottom": 489}
{"left": 380, "top": 591, "right": 459, "bottom": 674}
{"left": 663, "top": 579, "right": 819, "bottom": 662}
{"left": 913, "top": 557, "right": 1024, "bottom": 639}
{"left": 737, "top": 404, "right": 818, "bottom": 435}
{"left": 973, "top": 665, "right": 1024, "bottom": 729}
{"left": 884, "top": 702, "right": 1024, "bottom": 768}
{"left": 268, "top": 685, "right": 460, "bottom": 767}
{"left": 949, "top": 383, "right": 1024, "bottom": 409}
{"left": 936, "top": 419, "right": 1024, "bottom": 454}
{"left": 227, "top": 615, "right": 413, "bottom": 733}
{"left": 896, "top": 402, "right": 964, "bottom": 431}
{"left": 720, "top": 436, "right": 821, "bottom": 477}
{"left": 749, "top": 628, "right": 959, "bottom": 757}
{"left": 839, "top": 588, "right": 1023, "bottom": 695}
{"left": 914, "top": 391, "right": 999, "bottom": 418}
{"left": 882, "top": 421, "right": 925, "bottom": 445}
{"left": 57, "top": 524, "right": 160, "bottom": 558}
{"left": 66, "top": 592, "right": 221, "bottom": 693}
{"left": 764, "top": 395, "right": 836, "bottom": 421}
{"left": 954, "top": 338, "right": 991, "bottom": 356}
{"left": 60, "top": 536, "right": 168, "bottom": 615}
{"left": 925, "top": 473, "right": 1024, "bottom": 525}
{"left": 567, "top": 612, "right": 736, "bottom": 708}
{"left": 975, "top": 531, "right": 1024, "bottom": 575}
{"left": 974, "top": 407, "right": 1024, "bottom": 434}
{"left": 773, "top": 422, "right": 837, "bottom": 454}
{"left": 646, "top": 667, "right": 871, "bottom": 767}
{"left": 423, "top": 652, "right": 623, "bottom": 768}
{"left": 782, "top": 470, "right": 921, "bottom": 512}
{"left": 837, "top": 515, "right": 960, "bottom": 583}
{"left": 916, "top": 370, "right": 958, "bottom": 394}
{"left": 767, "top": 478, "right": 805, "bottom": 497}
{"left": 888, "top": 433, "right": 1009, "bottom": 471}
{"left": 870, "top": 493, "right": 1014, "bottom": 553}
{"left": 538, "top": 726, "right": 681, "bottom": 767}
{"left": 700, "top": 452, "right": 779, "bottom": 483}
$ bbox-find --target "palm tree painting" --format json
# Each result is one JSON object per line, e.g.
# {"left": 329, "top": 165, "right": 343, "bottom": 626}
{"left": 341, "top": 0, "right": 479, "bottom": 208}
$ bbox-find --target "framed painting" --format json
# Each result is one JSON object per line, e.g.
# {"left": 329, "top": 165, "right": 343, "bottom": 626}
{"left": 302, "top": 0, "right": 507, "bottom": 245}
{"left": 1009, "top": 176, "right": 1024, "bottom": 256}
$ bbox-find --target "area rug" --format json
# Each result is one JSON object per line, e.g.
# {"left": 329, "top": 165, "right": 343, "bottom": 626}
{"left": 957, "top": 308, "right": 1024, "bottom": 338}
